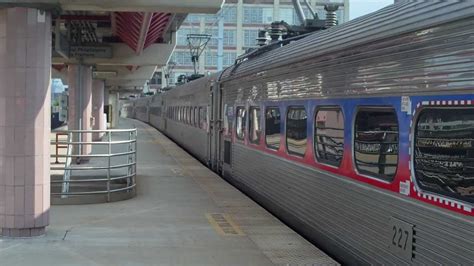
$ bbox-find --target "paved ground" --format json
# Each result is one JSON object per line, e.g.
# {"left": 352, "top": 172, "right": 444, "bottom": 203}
{"left": 0, "top": 118, "right": 337, "bottom": 266}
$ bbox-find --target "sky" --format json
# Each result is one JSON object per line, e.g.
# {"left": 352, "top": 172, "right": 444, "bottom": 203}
{"left": 349, "top": 0, "right": 394, "bottom": 20}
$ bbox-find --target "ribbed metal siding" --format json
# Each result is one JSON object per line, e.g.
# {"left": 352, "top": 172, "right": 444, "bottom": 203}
{"left": 232, "top": 144, "right": 474, "bottom": 264}
{"left": 221, "top": 1, "right": 474, "bottom": 83}
{"left": 160, "top": 75, "right": 214, "bottom": 163}
{"left": 223, "top": 18, "right": 473, "bottom": 101}
{"left": 164, "top": 120, "right": 208, "bottom": 162}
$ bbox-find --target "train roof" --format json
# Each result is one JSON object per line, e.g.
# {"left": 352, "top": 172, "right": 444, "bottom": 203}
{"left": 221, "top": 1, "right": 474, "bottom": 81}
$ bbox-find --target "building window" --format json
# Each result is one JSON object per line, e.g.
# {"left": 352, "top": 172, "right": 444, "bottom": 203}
{"left": 184, "top": 14, "right": 202, "bottom": 23}
{"left": 236, "top": 107, "right": 246, "bottom": 141}
{"left": 223, "top": 52, "right": 237, "bottom": 66}
{"left": 249, "top": 107, "right": 261, "bottom": 145}
{"left": 314, "top": 107, "right": 344, "bottom": 167}
{"left": 265, "top": 107, "right": 281, "bottom": 150}
{"left": 243, "top": 29, "right": 259, "bottom": 48}
{"left": 354, "top": 108, "right": 398, "bottom": 181}
{"left": 176, "top": 28, "right": 200, "bottom": 46}
{"left": 205, "top": 29, "right": 236, "bottom": 47}
{"left": 205, "top": 51, "right": 218, "bottom": 66}
{"left": 414, "top": 107, "right": 474, "bottom": 203}
{"left": 286, "top": 106, "right": 307, "bottom": 156}
{"left": 223, "top": 30, "right": 236, "bottom": 46}
{"left": 243, "top": 7, "right": 273, "bottom": 24}
{"left": 171, "top": 51, "right": 192, "bottom": 66}
{"left": 222, "top": 6, "right": 237, "bottom": 23}
{"left": 205, "top": 28, "right": 218, "bottom": 46}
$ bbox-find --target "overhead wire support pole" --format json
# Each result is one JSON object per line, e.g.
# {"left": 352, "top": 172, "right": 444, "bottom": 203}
{"left": 217, "top": 10, "right": 224, "bottom": 71}
{"left": 186, "top": 34, "right": 211, "bottom": 75}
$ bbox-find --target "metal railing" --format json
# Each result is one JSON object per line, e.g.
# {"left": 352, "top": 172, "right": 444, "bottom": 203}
{"left": 50, "top": 128, "right": 137, "bottom": 202}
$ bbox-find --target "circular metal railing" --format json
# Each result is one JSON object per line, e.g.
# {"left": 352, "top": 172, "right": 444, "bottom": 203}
{"left": 50, "top": 128, "right": 137, "bottom": 203}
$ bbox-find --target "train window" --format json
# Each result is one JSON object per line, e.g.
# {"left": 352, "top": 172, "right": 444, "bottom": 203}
{"left": 414, "top": 107, "right": 474, "bottom": 204}
{"left": 354, "top": 108, "right": 398, "bottom": 181}
{"left": 188, "top": 107, "right": 192, "bottom": 125}
{"left": 314, "top": 107, "right": 344, "bottom": 167}
{"left": 194, "top": 107, "right": 198, "bottom": 127}
{"left": 184, "top": 106, "right": 187, "bottom": 123}
{"left": 187, "top": 107, "right": 191, "bottom": 124}
{"left": 248, "top": 107, "right": 261, "bottom": 144}
{"left": 265, "top": 107, "right": 281, "bottom": 150}
{"left": 198, "top": 107, "right": 202, "bottom": 126}
{"left": 286, "top": 107, "right": 307, "bottom": 157}
{"left": 199, "top": 107, "right": 207, "bottom": 129}
{"left": 185, "top": 107, "right": 189, "bottom": 124}
{"left": 236, "top": 107, "right": 246, "bottom": 141}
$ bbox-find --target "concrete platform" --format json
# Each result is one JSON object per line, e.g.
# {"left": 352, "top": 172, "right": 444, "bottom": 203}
{"left": 0, "top": 118, "right": 337, "bottom": 266}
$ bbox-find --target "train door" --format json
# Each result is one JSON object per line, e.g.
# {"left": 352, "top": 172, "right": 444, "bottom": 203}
{"left": 209, "top": 80, "right": 221, "bottom": 171}
{"left": 162, "top": 100, "right": 167, "bottom": 131}
{"left": 220, "top": 93, "right": 232, "bottom": 178}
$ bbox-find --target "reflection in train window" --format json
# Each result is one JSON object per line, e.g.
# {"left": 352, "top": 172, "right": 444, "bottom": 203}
{"left": 315, "top": 107, "right": 344, "bottom": 167}
{"left": 236, "top": 107, "right": 246, "bottom": 141}
{"left": 225, "top": 105, "right": 234, "bottom": 137}
{"left": 286, "top": 107, "right": 307, "bottom": 157}
{"left": 265, "top": 107, "right": 281, "bottom": 150}
{"left": 354, "top": 108, "right": 398, "bottom": 181}
{"left": 415, "top": 108, "right": 474, "bottom": 203}
{"left": 249, "top": 107, "right": 261, "bottom": 144}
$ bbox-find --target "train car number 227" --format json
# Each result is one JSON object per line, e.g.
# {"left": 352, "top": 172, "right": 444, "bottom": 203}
{"left": 388, "top": 217, "right": 414, "bottom": 261}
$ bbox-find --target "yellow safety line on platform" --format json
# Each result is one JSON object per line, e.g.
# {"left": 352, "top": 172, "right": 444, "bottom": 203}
{"left": 206, "top": 213, "right": 245, "bottom": 236}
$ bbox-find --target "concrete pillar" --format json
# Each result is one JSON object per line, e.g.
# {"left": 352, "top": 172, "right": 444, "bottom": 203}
{"left": 0, "top": 8, "right": 51, "bottom": 237}
{"left": 92, "top": 80, "right": 105, "bottom": 140}
{"left": 67, "top": 65, "right": 93, "bottom": 156}
{"left": 108, "top": 91, "right": 120, "bottom": 128}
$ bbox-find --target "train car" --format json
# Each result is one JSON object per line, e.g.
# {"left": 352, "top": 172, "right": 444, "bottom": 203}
{"left": 131, "top": 1, "right": 474, "bottom": 264}
{"left": 149, "top": 93, "right": 165, "bottom": 131}
{"left": 133, "top": 97, "right": 151, "bottom": 123}
{"left": 159, "top": 75, "right": 214, "bottom": 164}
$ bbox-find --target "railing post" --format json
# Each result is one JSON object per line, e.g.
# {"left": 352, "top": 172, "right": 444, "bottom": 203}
{"left": 55, "top": 133, "right": 59, "bottom": 164}
{"left": 134, "top": 129, "right": 138, "bottom": 187}
{"left": 107, "top": 131, "right": 112, "bottom": 202}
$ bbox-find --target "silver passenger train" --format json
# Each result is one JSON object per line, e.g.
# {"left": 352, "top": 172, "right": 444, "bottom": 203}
{"left": 126, "top": 2, "right": 474, "bottom": 264}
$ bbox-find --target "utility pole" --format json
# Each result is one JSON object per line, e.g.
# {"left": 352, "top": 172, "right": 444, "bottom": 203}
{"left": 217, "top": 10, "right": 224, "bottom": 71}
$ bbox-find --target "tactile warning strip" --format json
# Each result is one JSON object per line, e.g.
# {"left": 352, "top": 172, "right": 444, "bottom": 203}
{"left": 206, "top": 213, "right": 245, "bottom": 236}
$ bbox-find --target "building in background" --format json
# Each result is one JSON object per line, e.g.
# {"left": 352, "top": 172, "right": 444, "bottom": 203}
{"left": 149, "top": 0, "right": 349, "bottom": 88}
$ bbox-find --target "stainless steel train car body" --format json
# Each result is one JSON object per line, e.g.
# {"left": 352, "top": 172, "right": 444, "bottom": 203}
{"left": 130, "top": 1, "right": 474, "bottom": 264}
{"left": 133, "top": 97, "right": 151, "bottom": 123}
{"left": 159, "top": 76, "right": 215, "bottom": 163}
{"left": 217, "top": 2, "right": 474, "bottom": 264}
{"left": 149, "top": 93, "right": 165, "bottom": 131}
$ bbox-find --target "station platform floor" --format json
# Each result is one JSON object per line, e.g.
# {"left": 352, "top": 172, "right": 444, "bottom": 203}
{"left": 0, "top": 118, "right": 337, "bottom": 266}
